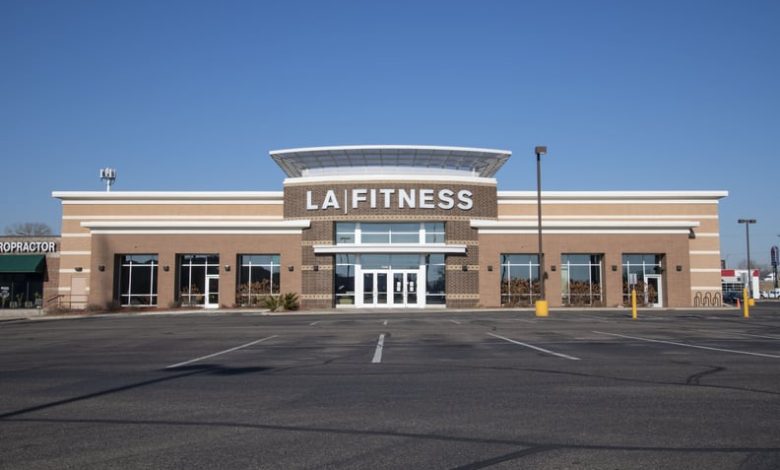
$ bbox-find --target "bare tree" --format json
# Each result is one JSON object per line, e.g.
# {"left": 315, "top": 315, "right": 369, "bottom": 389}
{"left": 4, "top": 222, "right": 54, "bottom": 236}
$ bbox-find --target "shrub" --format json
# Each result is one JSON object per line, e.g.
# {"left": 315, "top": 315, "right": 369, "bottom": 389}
{"left": 281, "top": 292, "right": 299, "bottom": 311}
{"left": 85, "top": 304, "right": 104, "bottom": 313}
{"left": 264, "top": 295, "right": 281, "bottom": 312}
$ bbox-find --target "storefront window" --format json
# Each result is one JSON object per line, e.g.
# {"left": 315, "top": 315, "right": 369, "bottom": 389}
{"left": 425, "top": 254, "right": 446, "bottom": 305}
{"left": 561, "top": 254, "right": 603, "bottom": 306}
{"left": 0, "top": 274, "right": 44, "bottom": 308}
{"left": 622, "top": 254, "right": 664, "bottom": 306}
{"left": 335, "top": 254, "right": 356, "bottom": 304}
{"left": 236, "top": 255, "right": 280, "bottom": 306}
{"left": 335, "top": 223, "right": 356, "bottom": 244}
{"left": 334, "top": 222, "right": 446, "bottom": 245}
{"left": 500, "top": 254, "right": 540, "bottom": 307}
{"left": 361, "top": 254, "right": 420, "bottom": 270}
{"left": 178, "top": 254, "right": 219, "bottom": 306}
{"left": 424, "top": 223, "right": 445, "bottom": 243}
{"left": 117, "top": 254, "right": 158, "bottom": 306}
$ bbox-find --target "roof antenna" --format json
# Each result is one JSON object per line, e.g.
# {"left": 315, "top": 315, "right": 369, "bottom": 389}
{"left": 99, "top": 168, "right": 117, "bottom": 192}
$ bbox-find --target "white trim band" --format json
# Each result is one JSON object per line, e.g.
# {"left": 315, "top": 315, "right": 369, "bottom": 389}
{"left": 63, "top": 215, "right": 285, "bottom": 220}
{"left": 497, "top": 215, "right": 719, "bottom": 220}
{"left": 313, "top": 244, "right": 467, "bottom": 254}
{"left": 80, "top": 220, "right": 311, "bottom": 230}
{"left": 284, "top": 174, "right": 496, "bottom": 185}
{"left": 497, "top": 190, "right": 728, "bottom": 200}
{"left": 471, "top": 220, "right": 700, "bottom": 229}
{"left": 53, "top": 191, "right": 284, "bottom": 200}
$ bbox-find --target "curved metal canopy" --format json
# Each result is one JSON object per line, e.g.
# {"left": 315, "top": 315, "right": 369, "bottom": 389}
{"left": 270, "top": 145, "right": 511, "bottom": 178}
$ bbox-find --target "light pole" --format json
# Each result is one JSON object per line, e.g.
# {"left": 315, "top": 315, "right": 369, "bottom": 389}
{"left": 535, "top": 146, "right": 548, "bottom": 316}
{"left": 738, "top": 219, "right": 756, "bottom": 298}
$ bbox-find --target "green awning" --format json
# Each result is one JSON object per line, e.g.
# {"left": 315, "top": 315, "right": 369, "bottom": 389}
{"left": 0, "top": 255, "right": 45, "bottom": 273}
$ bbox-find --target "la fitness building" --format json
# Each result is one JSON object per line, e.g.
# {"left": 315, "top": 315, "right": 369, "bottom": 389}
{"left": 52, "top": 146, "right": 727, "bottom": 310}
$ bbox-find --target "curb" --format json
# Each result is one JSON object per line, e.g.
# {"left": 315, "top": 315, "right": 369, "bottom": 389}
{"left": 23, "top": 305, "right": 743, "bottom": 321}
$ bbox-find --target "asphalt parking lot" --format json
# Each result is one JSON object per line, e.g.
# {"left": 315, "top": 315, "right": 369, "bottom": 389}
{"left": 1, "top": 304, "right": 779, "bottom": 469}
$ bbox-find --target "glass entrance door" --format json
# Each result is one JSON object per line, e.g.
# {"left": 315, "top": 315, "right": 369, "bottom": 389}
{"left": 205, "top": 275, "right": 219, "bottom": 309}
{"left": 392, "top": 271, "right": 418, "bottom": 307}
{"left": 363, "top": 272, "right": 388, "bottom": 306}
{"left": 361, "top": 270, "right": 420, "bottom": 307}
{"left": 644, "top": 275, "right": 662, "bottom": 307}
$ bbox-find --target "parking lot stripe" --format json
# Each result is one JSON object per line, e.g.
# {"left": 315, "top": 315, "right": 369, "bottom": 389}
{"left": 731, "top": 332, "right": 780, "bottom": 340}
{"left": 372, "top": 334, "right": 385, "bottom": 364}
{"left": 309, "top": 321, "right": 321, "bottom": 326}
{"left": 383, "top": 320, "right": 388, "bottom": 326}
{"left": 593, "top": 331, "right": 780, "bottom": 359}
{"left": 487, "top": 333, "right": 581, "bottom": 361}
{"left": 165, "top": 335, "right": 279, "bottom": 369}
{"left": 449, "top": 319, "right": 461, "bottom": 325}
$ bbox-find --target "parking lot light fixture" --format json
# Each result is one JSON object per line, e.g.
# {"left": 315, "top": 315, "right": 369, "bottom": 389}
{"left": 534, "top": 146, "right": 548, "bottom": 317}
{"left": 738, "top": 219, "right": 756, "bottom": 298}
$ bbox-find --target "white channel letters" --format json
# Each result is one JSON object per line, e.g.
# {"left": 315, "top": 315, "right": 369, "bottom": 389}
{"left": 0, "top": 241, "right": 57, "bottom": 254}
{"left": 306, "top": 188, "right": 473, "bottom": 212}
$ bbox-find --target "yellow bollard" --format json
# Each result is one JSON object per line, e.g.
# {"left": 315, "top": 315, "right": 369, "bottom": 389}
{"left": 631, "top": 288, "right": 637, "bottom": 320}
{"left": 743, "top": 288, "right": 750, "bottom": 318}
{"left": 535, "top": 299, "right": 549, "bottom": 317}
{"left": 748, "top": 298, "right": 756, "bottom": 307}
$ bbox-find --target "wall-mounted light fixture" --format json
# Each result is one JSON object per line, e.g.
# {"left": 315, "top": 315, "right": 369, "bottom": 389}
{"left": 163, "top": 265, "right": 170, "bottom": 272}
{"left": 98, "top": 265, "right": 105, "bottom": 272}
{"left": 462, "top": 265, "right": 468, "bottom": 271}
{"left": 224, "top": 264, "right": 231, "bottom": 272}
{"left": 313, "top": 265, "right": 319, "bottom": 272}
{"left": 676, "top": 265, "right": 683, "bottom": 272}
{"left": 487, "top": 265, "right": 493, "bottom": 272}
{"left": 288, "top": 265, "right": 295, "bottom": 272}
{"left": 611, "top": 265, "right": 618, "bottom": 272}
{"left": 74, "top": 266, "right": 83, "bottom": 272}
{"left": 551, "top": 265, "right": 557, "bottom": 272}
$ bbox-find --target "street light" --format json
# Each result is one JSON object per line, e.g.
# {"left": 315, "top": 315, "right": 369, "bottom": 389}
{"left": 738, "top": 219, "right": 756, "bottom": 297}
{"left": 535, "top": 146, "right": 548, "bottom": 316}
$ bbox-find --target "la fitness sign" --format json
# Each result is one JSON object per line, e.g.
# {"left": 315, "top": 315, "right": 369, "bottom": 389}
{"left": 0, "top": 240, "right": 57, "bottom": 254}
{"left": 306, "top": 188, "right": 474, "bottom": 212}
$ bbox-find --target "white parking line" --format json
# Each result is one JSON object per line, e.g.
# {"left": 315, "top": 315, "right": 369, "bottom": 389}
{"left": 309, "top": 321, "right": 321, "bottom": 326}
{"left": 588, "top": 316, "right": 612, "bottom": 323}
{"left": 593, "top": 331, "right": 780, "bottom": 359}
{"left": 487, "top": 333, "right": 580, "bottom": 361}
{"left": 732, "top": 332, "right": 780, "bottom": 340}
{"left": 372, "top": 334, "right": 385, "bottom": 364}
{"left": 166, "top": 335, "right": 279, "bottom": 369}
{"left": 383, "top": 320, "right": 388, "bottom": 326}
{"left": 449, "top": 319, "right": 461, "bottom": 325}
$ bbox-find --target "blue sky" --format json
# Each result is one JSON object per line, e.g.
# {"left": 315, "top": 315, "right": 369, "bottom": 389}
{"left": 1, "top": 0, "right": 778, "bottom": 266}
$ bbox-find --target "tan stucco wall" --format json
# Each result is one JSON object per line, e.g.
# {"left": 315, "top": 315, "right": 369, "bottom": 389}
{"left": 55, "top": 189, "right": 725, "bottom": 309}
{"left": 478, "top": 233, "right": 692, "bottom": 308}
{"left": 87, "top": 233, "right": 301, "bottom": 308}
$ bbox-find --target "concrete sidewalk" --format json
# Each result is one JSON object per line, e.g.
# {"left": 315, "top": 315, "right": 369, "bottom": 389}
{"left": 9, "top": 304, "right": 745, "bottom": 321}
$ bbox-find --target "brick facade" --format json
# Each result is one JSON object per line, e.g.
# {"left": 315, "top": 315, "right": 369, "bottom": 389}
{"left": 285, "top": 182, "right": 496, "bottom": 308}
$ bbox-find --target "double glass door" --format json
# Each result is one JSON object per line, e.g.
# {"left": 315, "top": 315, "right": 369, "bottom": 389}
{"left": 363, "top": 270, "right": 419, "bottom": 307}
